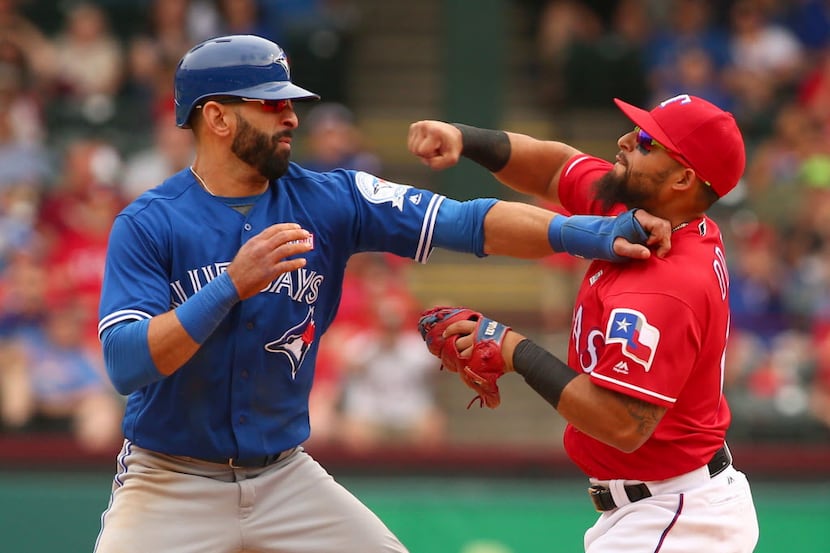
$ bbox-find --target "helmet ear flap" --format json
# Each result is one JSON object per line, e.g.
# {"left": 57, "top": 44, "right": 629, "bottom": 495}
{"left": 174, "top": 35, "right": 320, "bottom": 128}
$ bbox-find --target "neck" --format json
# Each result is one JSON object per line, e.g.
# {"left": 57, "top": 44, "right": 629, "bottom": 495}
{"left": 190, "top": 162, "right": 269, "bottom": 197}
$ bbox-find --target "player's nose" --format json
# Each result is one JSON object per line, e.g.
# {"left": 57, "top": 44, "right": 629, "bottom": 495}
{"left": 617, "top": 129, "right": 636, "bottom": 152}
{"left": 282, "top": 108, "right": 299, "bottom": 129}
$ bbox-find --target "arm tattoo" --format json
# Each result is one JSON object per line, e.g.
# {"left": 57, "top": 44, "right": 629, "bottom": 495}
{"left": 618, "top": 394, "right": 663, "bottom": 438}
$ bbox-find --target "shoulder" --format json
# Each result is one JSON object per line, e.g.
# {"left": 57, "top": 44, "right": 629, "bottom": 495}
{"left": 562, "top": 154, "right": 612, "bottom": 181}
{"left": 559, "top": 154, "right": 617, "bottom": 215}
{"left": 123, "top": 169, "right": 194, "bottom": 206}
{"left": 283, "top": 162, "right": 355, "bottom": 185}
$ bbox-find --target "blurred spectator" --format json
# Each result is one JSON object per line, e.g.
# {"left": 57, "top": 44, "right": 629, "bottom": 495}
{"left": 337, "top": 294, "right": 446, "bottom": 451}
{"left": 727, "top": 0, "right": 805, "bottom": 84}
{"left": 0, "top": 0, "right": 55, "bottom": 86}
{"left": 0, "top": 38, "right": 47, "bottom": 148}
{"left": 809, "top": 319, "right": 830, "bottom": 433}
{"left": 36, "top": 139, "right": 126, "bottom": 350}
{"left": 745, "top": 103, "right": 830, "bottom": 199}
{"left": 781, "top": 0, "right": 830, "bottom": 55}
{"left": 557, "top": 0, "right": 651, "bottom": 108}
{"left": 309, "top": 252, "right": 415, "bottom": 445}
{"left": 651, "top": 46, "right": 735, "bottom": 111}
{"left": 140, "top": 0, "right": 218, "bottom": 64}
{"left": 534, "top": 0, "right": 604, "bottom": 109}
{"left": 797, "top": 45, "right": 830, "bottom": 135}
{"left": 725, "top": 223, "right": 814, "bottom": 437}
{"left": 214, "top": 0, "right": 277, "bottom": 41}
{"left": 0, "top": 254, "right": 122, "bottom": 453}
{"left": 299, "top": 102, "right": 381, "bottom": 173}
{"left": 122, "top": 108, "right": 195, "bottom": 199}
{"left": 117, "top": 35, "right": 179, "bottom": 141}
{"left": 723, "top": 0, "right": 808, "bottom": 144}
{"left": 642, "top": 0, "right": 731, "bottom": 105}
{"left": 48, "top": 2, "right": 124, "bottom": 128}
{"left": 0, "top": 42, "right": 49, "bottom": 269}
{"left": 261, "top": 0, "right": 360, "bottom": 103}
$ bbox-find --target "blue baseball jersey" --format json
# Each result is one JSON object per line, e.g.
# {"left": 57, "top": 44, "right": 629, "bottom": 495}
{"left": 98, "top": 164, "right": 448, "bottom": 459}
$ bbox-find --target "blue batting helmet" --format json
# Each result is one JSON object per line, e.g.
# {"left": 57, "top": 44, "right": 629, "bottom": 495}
{"left": 174, "top": 35, "right": 320, "bottom": 128}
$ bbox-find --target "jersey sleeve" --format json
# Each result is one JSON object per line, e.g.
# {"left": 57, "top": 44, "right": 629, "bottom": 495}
{"left": 346, "top": 170, "right": 446, "bottom": 263}
{"left": 558, "top": 154, "right": 624, "bottom": 216}
{"left": 97, "top": 214, "right": 173, "bottom": 337}
{"left": 589, "top": 292, "right": 702, "bottom": 407}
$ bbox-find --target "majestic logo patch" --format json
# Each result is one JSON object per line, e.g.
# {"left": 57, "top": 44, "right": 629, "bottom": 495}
{"left": 355, "top": 171, "right": 411, "bottom": 211}
{"left": 264, "top": 307, "right": 316, "bottom": 379}
{"left": 612, "top": 361, "right": 629, "bottom": 374}
{"left": 605, "top": 308, "right": 659, "bottom": 371}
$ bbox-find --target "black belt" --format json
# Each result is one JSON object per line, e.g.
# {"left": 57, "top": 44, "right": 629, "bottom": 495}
{"left": 588, "top": 444, "right": 732, "bottom": 512}
{"left": 199, "top": 447, "right": 296, "bottom": 468}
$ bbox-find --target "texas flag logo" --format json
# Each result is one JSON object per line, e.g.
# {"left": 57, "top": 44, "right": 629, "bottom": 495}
{"left": 605, "top": 308, "right": 660, "bottom": 372}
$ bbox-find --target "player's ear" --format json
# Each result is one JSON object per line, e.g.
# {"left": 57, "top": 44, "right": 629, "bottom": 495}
{"left": 199, "top": 101, "right": 235, "bottom": 137}
{"left": 671, "top": 166, "right": 696, "bottom": 193}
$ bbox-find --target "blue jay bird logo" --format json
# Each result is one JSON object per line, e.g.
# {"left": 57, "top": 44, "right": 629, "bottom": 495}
{"left": 265, "top": 307, "right": 316, "bottom": 379}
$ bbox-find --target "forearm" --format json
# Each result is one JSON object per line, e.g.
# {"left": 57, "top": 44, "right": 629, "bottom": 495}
{"left": 102, "top": 313, "right": 199, "bottom": 395}
{"left": 102, "top": 272, "right": 240, "bottom": 394}
{"left": 556, "top": 376, "right": 662, "bottom": 453}
{"left": 507, "top": 336, "right": 663, "bottom": 452}
{"left": 454, "top": 123, "right": 578, "bottom": 200}
{"left": 148, "top": 311, "right": 202, "bottom": 376}
{"left": 482, "top": 201, "right": 555, "bottom": 258}
{"left": 482, "top": 201, "right": 648, "bottom": 261}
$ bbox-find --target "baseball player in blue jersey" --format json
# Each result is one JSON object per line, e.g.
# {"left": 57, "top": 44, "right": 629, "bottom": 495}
{"left": 93, "top": 35, "right": 672, "bottom": 553}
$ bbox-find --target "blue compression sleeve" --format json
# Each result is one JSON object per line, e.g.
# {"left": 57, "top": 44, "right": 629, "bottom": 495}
{"left": 548, "top": 209, "right": 648, "bottom": 262}
{"left": 432, "top": 197, "right": 499, "bottom": 257}
{"left": 101, "top": 319, "right": 158, "bottom": 395}
{"left": 175, "top": 271, "right": 239, "bottom": 344}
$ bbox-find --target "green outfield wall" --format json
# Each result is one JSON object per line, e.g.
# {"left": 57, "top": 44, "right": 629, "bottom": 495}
{"left": 0, "top": 473, "right": 827, "bottom": 553}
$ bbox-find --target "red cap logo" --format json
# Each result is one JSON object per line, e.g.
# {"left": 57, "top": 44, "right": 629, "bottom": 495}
{"left": 614, "top": 94, "right": 745, "bottom": 198}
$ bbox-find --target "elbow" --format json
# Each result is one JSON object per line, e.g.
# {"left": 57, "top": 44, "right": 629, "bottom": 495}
{"left": 613, "top": 433, "right": 650, "bottom": 454}
{"left": 106, "top": 366, "right": 135, "bottom": 396}
{"left": 604, "top": 422, "right": 654, "bottom": 453}
{"left": 101, "top": 319, "right": 159, "bottom": 396}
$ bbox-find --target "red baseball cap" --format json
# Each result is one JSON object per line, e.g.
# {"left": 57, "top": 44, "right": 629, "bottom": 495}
{"left": 614, "top": 95, "right": 745, "bottom": 198}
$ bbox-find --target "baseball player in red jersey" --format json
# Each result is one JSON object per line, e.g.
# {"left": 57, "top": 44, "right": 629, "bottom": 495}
{"left": 409, "top": 94, "right": 760, "bottom": 552}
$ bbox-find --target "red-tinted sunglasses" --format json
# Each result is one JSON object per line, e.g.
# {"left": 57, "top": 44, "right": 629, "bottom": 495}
{"left": 199, "top": 97, "right": 293, "bottom": 113}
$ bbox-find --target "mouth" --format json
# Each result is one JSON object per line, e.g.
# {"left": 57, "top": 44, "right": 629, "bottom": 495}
{"left": 615, "top": 153, "right": 626, "bottom": 166}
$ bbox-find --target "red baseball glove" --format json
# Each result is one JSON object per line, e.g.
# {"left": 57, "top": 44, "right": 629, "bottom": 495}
{"left": 418, "top": 307, "right": 511, "bottom": 408}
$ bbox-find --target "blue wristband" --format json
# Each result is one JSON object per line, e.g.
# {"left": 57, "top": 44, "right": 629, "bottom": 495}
{"left": 547, "top": 209, "right": 648, "bottom": 262}
{"left": 175, "top": 271, "right": 240, "bottom": 344}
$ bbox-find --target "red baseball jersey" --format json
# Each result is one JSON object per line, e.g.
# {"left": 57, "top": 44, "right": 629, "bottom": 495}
{"left": 559, "top": 154, "right": 731, "bottom": 481}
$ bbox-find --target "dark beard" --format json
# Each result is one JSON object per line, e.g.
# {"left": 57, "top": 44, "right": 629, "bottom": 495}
{"left": 593, "top": 166, "right": 652, "bottom": 212}
{"left": 231, "top": 116, "right": 291, "bottom": 181}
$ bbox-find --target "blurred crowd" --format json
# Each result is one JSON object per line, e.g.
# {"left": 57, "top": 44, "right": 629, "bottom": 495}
{"left": 0, "top": 0, "right": 829, "bottom": 454}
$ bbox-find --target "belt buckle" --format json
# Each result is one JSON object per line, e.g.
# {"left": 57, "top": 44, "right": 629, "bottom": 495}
{"left": 228, "top": 458, "right": 242, "bottom": 469}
